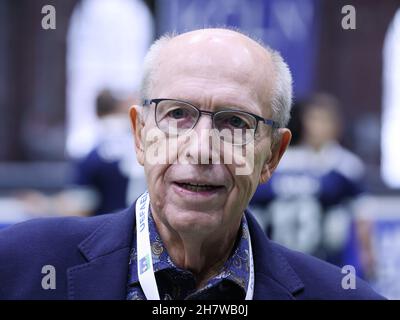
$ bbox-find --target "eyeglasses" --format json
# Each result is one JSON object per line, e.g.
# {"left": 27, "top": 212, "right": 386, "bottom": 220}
{"left": 142, "top": 98, "right": 280, "bottom": 145}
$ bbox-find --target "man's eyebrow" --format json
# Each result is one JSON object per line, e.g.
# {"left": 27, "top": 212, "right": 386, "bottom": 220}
{"left": 167, "top": 97, "right": 257, "bottom": 113}
{"left": 214, "top": 103, "right": 263, "bottom": 117}
{"left": 215, "top": 104, "right": 248, "bottom": 112}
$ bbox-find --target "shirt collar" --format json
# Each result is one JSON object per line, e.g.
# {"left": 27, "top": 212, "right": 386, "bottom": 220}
{"left": 128, "top": 208, "right": 251, "bottom": 294}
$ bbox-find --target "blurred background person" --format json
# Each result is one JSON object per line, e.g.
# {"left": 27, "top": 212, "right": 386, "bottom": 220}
{"left": 0, "top": 90, "right": 147, "bottom": 218}
{"left": 70, "top": 89, "right": 147, "bottom": 216}
{"left": 250, "top": 93, "right": 366, "bottom": 266}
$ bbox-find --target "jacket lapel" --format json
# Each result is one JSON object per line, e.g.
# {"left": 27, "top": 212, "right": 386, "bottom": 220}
{"left": 66, "top": 204, "right": 304, "bottom": 300}
{"left": 246, "top": 211, "right": 305, "bottom": 300}
{"left": 67, "top": 206, "right": 136, "bottom": 300}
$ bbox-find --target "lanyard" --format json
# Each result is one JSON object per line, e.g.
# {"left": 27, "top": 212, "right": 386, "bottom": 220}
{"left": 135, "top": 191, "right": 254, "bottom": 300}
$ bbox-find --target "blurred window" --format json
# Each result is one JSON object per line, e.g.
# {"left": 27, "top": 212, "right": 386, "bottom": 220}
{"left": 66, "top": 0, "right": 153, "bottom": 158}
{"left": 381, "top": 8, "right": 400, "bottom": 188}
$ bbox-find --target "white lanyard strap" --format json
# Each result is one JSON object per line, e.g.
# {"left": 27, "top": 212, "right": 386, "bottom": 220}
{"left": 245, "top": 225, "right": 254, "bottom": 300}
{"left": 135, "top": 191, "right": 254, "bottom": 300}
{"left": 135, "top": 191, "right": 160, "bottom": 300}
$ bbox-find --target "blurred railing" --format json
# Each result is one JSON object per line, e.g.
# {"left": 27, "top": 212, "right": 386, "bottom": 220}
{"left": 0, "top": 162, "right": 71, "bottom": 192}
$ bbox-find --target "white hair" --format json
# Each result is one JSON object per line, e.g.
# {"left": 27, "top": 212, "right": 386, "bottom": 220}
{"left": 139, "top": 34, "right": 174, "bottom": 106}
{"left": 269, "top": 50, "right": 293, "bottom": 129}
{"left": 139, "top": 30, "right": 293, "bottom": 129}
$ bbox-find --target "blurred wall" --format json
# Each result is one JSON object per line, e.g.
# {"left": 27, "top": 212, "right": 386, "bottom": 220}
{"left": 0, "top": 0, "right": 79, "bottom": 161}
{"left": 316, "top": 0, "right": 398, "bottom": 169}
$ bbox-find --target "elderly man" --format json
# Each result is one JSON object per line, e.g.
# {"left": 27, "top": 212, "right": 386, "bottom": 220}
{"left": 0, "top": 28, "right": 383, "bottom": 300}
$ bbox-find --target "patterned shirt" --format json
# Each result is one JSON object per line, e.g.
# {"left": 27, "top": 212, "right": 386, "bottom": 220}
{"left": 126, "top": 209, "right": 251, "bottom": 300}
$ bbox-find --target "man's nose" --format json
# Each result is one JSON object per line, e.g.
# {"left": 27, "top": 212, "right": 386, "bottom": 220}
{"left": 182, "top": 115, "right": 219, "bottom": 164}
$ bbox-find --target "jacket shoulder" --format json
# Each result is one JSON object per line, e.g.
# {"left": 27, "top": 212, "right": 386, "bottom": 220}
{"left": 0, "top": 214, "right": 109, "bottom": 254}
{"left": 0, "top": 214, "right": 112, "bottom": 299}
{"left": 270, "top": 242, "right": 385, "bottom": 300}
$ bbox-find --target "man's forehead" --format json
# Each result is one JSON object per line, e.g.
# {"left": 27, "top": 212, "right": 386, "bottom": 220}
{"left": 156, "top": 29, "right": 273, "bottom": 93}
{"left": 149, "top": 29, "right": 275, "bottom": 117}
{"left": 164, "top": 28, "right": 270, "bottom": 63}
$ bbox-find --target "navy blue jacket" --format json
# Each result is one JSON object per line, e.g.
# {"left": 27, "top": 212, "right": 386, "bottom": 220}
{"left": 0, "top": 204, "right": 384, "bottom": 300}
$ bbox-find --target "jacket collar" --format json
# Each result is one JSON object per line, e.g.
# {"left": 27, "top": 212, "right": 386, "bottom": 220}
{"left": 67, "top": 203, "right": 304, "bottom": 300}
{"left": 67, "top": 206, "right": 136, "bottom": 299}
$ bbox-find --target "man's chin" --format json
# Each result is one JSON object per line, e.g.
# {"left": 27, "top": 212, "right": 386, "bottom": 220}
{"left": 165, "top": 210, "right": 220, "bottom": 235}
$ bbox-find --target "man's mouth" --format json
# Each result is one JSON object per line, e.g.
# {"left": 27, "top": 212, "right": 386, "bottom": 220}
{"left": 173, "top": 182, "right": 225, "bottom": 193}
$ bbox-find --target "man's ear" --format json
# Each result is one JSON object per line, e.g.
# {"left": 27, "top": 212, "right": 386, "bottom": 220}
{"left": 259, "top": 128, "right": 291, "bottom": 184}
{"left": 129, "top": 105, "right": 145, "bottom": 166}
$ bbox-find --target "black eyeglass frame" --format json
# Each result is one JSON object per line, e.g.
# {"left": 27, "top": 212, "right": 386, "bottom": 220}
{"left": 142, "top": 98, "right": 280, "bottom": 141}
